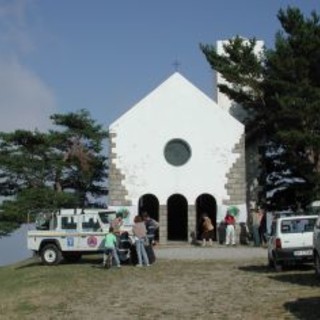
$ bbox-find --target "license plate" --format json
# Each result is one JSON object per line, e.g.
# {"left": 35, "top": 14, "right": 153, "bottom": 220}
{"left": 294, "top": 250, "right": 312, "bottom": 256}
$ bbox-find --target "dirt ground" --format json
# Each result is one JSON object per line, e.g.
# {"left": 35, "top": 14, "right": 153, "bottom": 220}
{"left": 3, "top": 252, "right": 320, "bottom": 320}
{"left": 72, "top": 259, "right": 320, "bottom": 320}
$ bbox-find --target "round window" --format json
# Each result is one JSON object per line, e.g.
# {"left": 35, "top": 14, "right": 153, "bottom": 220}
{"left": 164, "top": 139, "right": 191, "bottom": 166}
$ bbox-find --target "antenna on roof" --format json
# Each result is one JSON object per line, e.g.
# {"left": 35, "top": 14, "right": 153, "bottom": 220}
{"left": 172, "top": 59, "right": 181, "bottom": 72}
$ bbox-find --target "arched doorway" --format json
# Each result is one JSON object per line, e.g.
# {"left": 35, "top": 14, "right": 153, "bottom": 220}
{"left": 167, "top": 194, "right": 188, "bottom": 241}
{"left": 196, "top": 194, "right": 217, "bottom": 241}
{"left": 138, "top": 194, "right": 159, "bottom": 222}
{"left": 138, "top": 194, "right": 159, "bottom": 240}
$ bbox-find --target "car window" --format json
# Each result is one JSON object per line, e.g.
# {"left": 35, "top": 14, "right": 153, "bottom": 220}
{"left": 61, "top": 216, "right": 77, "bottom": 230}
{"left": 281, "top": 218, "right": 316, "bottom": 234}
{"left": 81, "top": 215, "right": 101, "bottom": 231}
{"left": 98, "top": 211, "right": 116, "bottom": 224}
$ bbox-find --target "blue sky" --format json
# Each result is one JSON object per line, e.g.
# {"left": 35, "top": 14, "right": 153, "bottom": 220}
{"left": 0, "top": 0, "right": 319, "bottom": 133}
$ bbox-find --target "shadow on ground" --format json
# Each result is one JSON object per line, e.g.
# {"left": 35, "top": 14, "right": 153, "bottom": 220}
{"left": 14, "top": 256, "right": 104, "bottom": 270}
{"left": 269, "top": 272, "right": 320, "bottom": 287}
{"left": 238, "top": 264, "right": 271, "bottom": 273}
{"left": 239, "top": 263, "right": 314, "bottom": 274}
{"left": 284, "top": 296, "right": 320, "bottom": 319}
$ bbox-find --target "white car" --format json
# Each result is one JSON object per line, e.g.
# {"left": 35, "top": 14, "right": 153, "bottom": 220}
{"left": 27, "top": 208, "right": 134, "bottom": 265}
{"left": 268, "top": 215, "right": 317, "bottom": 271}
{"left": 313, "top": 215, "right": 320, "bottom": 276}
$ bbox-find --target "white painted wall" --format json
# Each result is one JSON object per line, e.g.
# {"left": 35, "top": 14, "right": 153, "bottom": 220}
{"left": 110, "top": 73, "right": 245, "bottom": 221}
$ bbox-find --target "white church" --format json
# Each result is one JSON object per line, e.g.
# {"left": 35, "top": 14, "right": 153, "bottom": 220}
{"left": 108, "top": 40, "right": 264, "bottom": 244}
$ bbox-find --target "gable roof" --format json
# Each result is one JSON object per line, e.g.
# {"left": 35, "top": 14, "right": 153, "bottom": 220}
{"left": 110, "top": 72, "right": 243, "bottom": 130}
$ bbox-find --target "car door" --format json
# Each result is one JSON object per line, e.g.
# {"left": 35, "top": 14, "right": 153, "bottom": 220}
{"left": 78, "top": 214, "right": 105, "bottom": 251}
{"left": 279, "top": 219, "right": 303, "bottom": 249}
{"left": 300, "top": 217, "right": 317, "bottom": 247}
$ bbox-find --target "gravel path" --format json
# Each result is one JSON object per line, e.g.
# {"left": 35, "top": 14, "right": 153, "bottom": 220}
{"left": 154, "top": 244, "right": 267, "bottom": 260}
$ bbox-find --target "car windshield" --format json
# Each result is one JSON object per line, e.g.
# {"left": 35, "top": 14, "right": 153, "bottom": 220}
{"left": 281, "top": 218, "right": 317, "bottom": 234}
{"left": 98, "top": 211, "right": 117, "bottom": 224}
{"left": 35, "top": 211, "right": 57, "bottom": 230}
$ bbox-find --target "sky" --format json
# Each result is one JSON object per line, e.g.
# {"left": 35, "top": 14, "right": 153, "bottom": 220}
{"left": 0, "top": 0, "right": 319, "bottom": 133}
{"left": 0, "top": 0, "right": 319, "bottom": 266}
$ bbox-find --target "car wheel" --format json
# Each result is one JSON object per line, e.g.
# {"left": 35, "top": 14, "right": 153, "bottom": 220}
{"left": 41, "top": 244, "right": 62, "bottom": 265}
{"left": 63, "top": 253, "right": 82, "bottom": 263}
{"left": 315, "top": 252, "right": 320, "bottom": 277}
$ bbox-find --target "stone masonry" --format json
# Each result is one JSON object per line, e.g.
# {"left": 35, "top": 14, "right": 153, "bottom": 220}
{"left": 223, "top": 134, "right": 246, "bottom": 206}
{"left": 108, "top": 132, "right": 132, "bottom": 207}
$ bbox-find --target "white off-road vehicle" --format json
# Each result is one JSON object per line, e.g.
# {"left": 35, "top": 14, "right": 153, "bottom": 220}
{"left": 27, "top": 208, "right": 134, "bottom": 265}
{"left": 268, "top": 215, "right": 317, "bottom": 271}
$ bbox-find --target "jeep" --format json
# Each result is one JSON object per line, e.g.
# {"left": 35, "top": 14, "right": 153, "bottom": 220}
{"left": 27, "top": 208, "right": 134, "bottom": 265}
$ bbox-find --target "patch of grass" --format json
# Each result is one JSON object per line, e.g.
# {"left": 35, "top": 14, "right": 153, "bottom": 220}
{"left": 0, "top": 257, "right": 320, "bottom": 319}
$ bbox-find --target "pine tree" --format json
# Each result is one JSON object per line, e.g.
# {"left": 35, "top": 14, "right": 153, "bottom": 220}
{"left": 264, "top": 7, "right": 320, "bottom": 205}
{"left": 0, "top": 109, "right": 108, "bottom": 236}
{"left": 49, "top": 109, "right": 108, "bottom": 205}
{"left": 201, "top": 7, "right": 320, "bottom": 209}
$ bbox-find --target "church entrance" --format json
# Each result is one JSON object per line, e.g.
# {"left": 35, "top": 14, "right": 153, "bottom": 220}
{"left": 167, "top": 194, "right": 188, "bottom": 241}
{"left": 138, "top": 194, "right": 159, "bottom": 222}
{"left": 196, "top": 194, "right": 217, "bottom": 241}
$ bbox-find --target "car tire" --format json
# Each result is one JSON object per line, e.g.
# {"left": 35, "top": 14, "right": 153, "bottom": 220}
{"left": 41, "top": 244, "right": 62, "bottom": 265}
{"left": 315, "top": 252, "right": 320, "bottom": 277}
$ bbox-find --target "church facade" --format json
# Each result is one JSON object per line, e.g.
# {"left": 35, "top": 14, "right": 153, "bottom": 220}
{"left": 108, "top": 72, "right": 246, "bottom": 244}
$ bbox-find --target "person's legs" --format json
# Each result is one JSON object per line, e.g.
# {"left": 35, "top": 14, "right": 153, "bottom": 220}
{"left": 208, "top": 230, "right": 214, "bottom": 246}
{"left": 230, "top": 226, "right": 236, "bottom": 245}
{"left": 226, "top": 225, "right": 231, "bottom": 245}
{"left": 135, "top": 240, "right": 143, "bottom": 266}
{"left": 201, "top": 232, "right": 207, "bottom": 246}
{"left": 141, "top": 243, "right": 150, "bottom": 266}
{"left": 103, "top": 248, "right": 108, "bottom": 265}
{"left": 252, "top": 225, "right": 261, "bottom": 246}
{"left": 112, "top": 248, "right": 121, "bottom": 267}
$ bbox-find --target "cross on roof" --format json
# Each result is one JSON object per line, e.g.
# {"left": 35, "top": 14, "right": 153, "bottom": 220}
{"left": 173, "top": 59, "right": 181, "bottom": 72}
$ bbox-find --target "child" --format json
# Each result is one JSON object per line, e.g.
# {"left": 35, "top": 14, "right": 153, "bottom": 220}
{"left": 103, "top": 226, "right": 121, "bottom": 268}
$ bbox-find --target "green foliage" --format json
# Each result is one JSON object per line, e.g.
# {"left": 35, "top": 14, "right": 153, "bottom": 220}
{"left": 49, "top": 109, "right": 108, "bottom": 204}
{"left": 201, "top": 36, "right": 266, "bottom": 138}
{"left": 0, "top": 109, "right": 108, "bottom": 235}
{"left": 201, "top": 7, "right": 320, "bottom": 209}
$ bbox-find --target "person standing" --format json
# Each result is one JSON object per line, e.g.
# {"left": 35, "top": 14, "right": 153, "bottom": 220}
{"left": 132, "top": 215, "right": 150, "bottom": 267}
{"left": 259, "top": 208, "right": 267, "bottom": 246}
{"left": 142, "top": 212, "right": 159, "bottom": 246}
{"left": 111, "top": 212, "right": 123, "bottom": 235}
{"left": 200, "top": 213, "right": 214, "bottom": 246}
{"left": 224, "top": 211, "right": 236, "bottom": 246}
{"left": 252, "top": 208, "right": 263, "bottom": 247}
{"left": 103, "top": 226, "right": 121, "bottom": 268}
